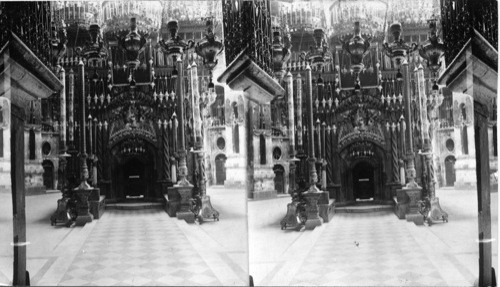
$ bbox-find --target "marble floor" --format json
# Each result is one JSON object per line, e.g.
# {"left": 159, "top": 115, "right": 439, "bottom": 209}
{"left": 249, "top": 188, "right": 498, "bottom": 286}
{"left": 0, "top": 187, "right": 248, "bottom": 286}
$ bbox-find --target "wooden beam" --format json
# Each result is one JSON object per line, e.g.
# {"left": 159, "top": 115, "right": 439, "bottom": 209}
{"left": 11, "top": 104, "right": 27, "bottom": 286}
{"left": 474, "top": 101, "right": 493, "bottom": 287}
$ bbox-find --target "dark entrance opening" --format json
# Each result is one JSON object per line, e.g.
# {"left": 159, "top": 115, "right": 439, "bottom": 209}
{"left": 445, "top": 155, "right": 456, "bottom": 186}
{"left": 353, "top": 161, "right": 375, "bottom": 199}
{"left": 123, "top": 158, "right": 145, "bottom": 197}
{"left": 215, "top": 154, "right": 227, "bottom": 185}
{"left": 273, "top": 164, "right": 285, "bottom": 194}
{"left": 42, "top": 160, "right": 54, "bottom": 189}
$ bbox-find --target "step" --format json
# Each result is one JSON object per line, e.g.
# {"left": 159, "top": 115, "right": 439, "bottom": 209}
{"left": 335, "top": 204, "right": 393, "bottom": 213}
{"left": 106, "top": 202, "right": 164, "bottom": 210}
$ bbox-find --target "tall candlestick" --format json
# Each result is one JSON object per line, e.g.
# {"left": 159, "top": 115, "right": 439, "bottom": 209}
{"left": 68, "top": 69, "right": 74, "bottom": 143}
{"left": 285, "top": 71, "right": 295, "bottom": 155}
{"left": 305, "top": 64, "right": 318, "bottom": 191}
{"left": 88, "top": 116, "right": 93, "bottom": 156}
{"left": 296, "top": 73, "right": 303, "bottom": 147}
{"left": 175, "top": 55, "right": 191, "bottom": 186}
{"left": 402, "top": 59, "right": 418, "bottom": 187}
{"left": 191, "top": 61, "right": 202, "bottom": 141}
{"left": 59, "top": 67, "right": 67, "bottom": 153}
{"left": 78, "top": 61, "right": 90, "bottom": 189}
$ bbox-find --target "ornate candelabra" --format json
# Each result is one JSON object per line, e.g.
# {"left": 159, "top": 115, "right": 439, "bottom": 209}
{"left": 417, "top": 18, "right": 448, "bottom": 225}
{"left": 73, "top": 60, "right": 93, "bottom": 226}
{"left": 383, "top": 22, "right": 419, "bottom": 189}
{"left": 160, "top": 20, "right": 193, "bottom": 187}
{"left": 191, "top": 18, "right": 223, "bottom": 223}
{"left": 301, "top": 28, "right": 331, "bottom": 230}
{"left": 382, "top": 22, "right": 424, "bottom": 224}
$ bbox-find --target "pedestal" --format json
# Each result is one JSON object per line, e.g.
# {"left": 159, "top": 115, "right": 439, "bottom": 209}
{"left": 394, "top": 188, "right": 409, "bottom": 219}
{"left": 168, "top": 184, "right": 194, "bottom": 223}
{"left": 74, "top": 187, "right": 93, "bottom": 226}
{"left": 303, "top": 191, "right": 323, "bottom": 230}
{"left": 404, "top": 187, "right": 424, "bottom": 225}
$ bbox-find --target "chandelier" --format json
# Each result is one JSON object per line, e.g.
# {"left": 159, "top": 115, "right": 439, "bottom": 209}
{"left": 102, "top": 1, "right": 163, "bottom": 38}
{"left": 51, "top": 1, "right": 102, "bottom": 28}
{"left": 385, "top": 0, "right": 439, "bottom": 25}
{"left": 273, "top": 1, "right": 326, "bottom": 32}
{"left": 330, "top": 0, "right": 388, "bottom": 39}
{"left": 163, "top": 0, "right": 222, "bottom": 24}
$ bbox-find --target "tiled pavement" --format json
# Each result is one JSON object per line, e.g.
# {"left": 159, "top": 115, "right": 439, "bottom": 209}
{"left": 58, "top": 209, "right": 222, "bottom": 286}
{"left": 289, "top": 212, "right": 447, "bottom": 286}
{"left": 250, "top": 189, "right": 494, "bottom": 286}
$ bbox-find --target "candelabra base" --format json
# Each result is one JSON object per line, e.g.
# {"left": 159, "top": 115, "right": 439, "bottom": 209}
{"left": 280, "top": 201, "right": 306, "bottom": 230}
{"left": 196, "top": 195, "right": 219, "bottom": 223}
{"left": 50, "top": 197, "right": 73, "bottom": 227}
{"left": 424, "top": 197, "right": 449, "bottom": 225}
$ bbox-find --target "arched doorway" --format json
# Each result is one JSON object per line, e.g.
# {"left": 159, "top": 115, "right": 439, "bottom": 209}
{"left": 123, "top": 158, "right": 145, "bottom": 197}
{"left": 110, "top": 138, "right": 157, "bottom": 201}
{"left": 273, "top": 164, "right": 285, "bottom": 194}
{"left": 215, "top": 154, "right": 227, "bottom": 185}
{"left": 444, "top": 156, "right": 456, "bottom": 186}
{"left": 353, "top": 161, "right": 375, "bottom": 199}
{"left": 42, "top": 160, "right": 54, "bottom": 189}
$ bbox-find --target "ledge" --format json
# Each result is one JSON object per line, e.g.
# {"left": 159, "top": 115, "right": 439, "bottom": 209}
{"left": 438, "top": 29, "right": 497, "bottom": 107}
{"left": 2, "top": 32, "right": 63, "bottom": 93}
{"left": 217, "top": 48, "right": 285, "bottom": 104}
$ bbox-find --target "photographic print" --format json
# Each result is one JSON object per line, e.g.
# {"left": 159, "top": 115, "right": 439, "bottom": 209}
{"left": 0, "top": 0, "right": 498, "bottom": 286}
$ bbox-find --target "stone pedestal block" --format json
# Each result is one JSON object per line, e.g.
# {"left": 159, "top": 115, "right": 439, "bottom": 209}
{"left": 164, "top": 196, "right": 180, "bottom": 217}
{"left": 393, "top": 199, "right": 409, "bottom": 219}
{"left": 89, "top": 195, "right": 105, "bottom": 219}
{"left": 74, "top": 187, "right": 94, "bottom": 226}
{"left": 318, "top": 199, "right": 335, "bottom": 223}
{"left": 406, "top": 213, "right": 425, "bottom": 225}
{"left": 405, "top": 188, "right": 422, "bottom": 214}
{"left": 167, "top": 184, "right": 194, "bottom": 222}
{"left": 88, "top": 188, "right": 100, "bottom": 201}
{"left": 253, "top": 189, "right": 277, "bottom": 200}
{"left": 177, "top": 211, "right": 195, "bottom": 223}
{"left": 303, "top": 191, "right": 323, "bottom": 230}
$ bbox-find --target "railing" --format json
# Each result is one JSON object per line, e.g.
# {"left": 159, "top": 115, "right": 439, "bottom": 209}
{"left": 441, "top": 0, "right": 498, "bottom": 64}
{"left": 223, "top": 0, "right": 274, "bottom": 75}
{"left": 0, "top": 2, "right": 54, "bottom": 71}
